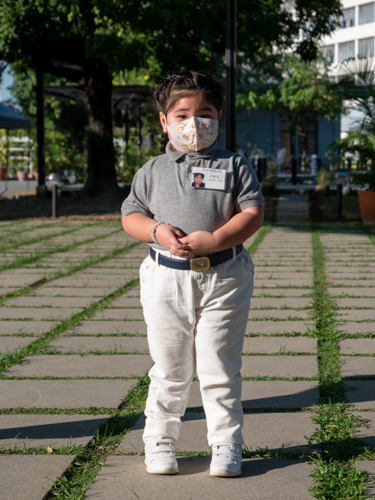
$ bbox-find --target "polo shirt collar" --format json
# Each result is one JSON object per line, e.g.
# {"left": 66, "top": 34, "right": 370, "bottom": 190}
{"left": 166, "top": 141, "right": 218, "bottom": 161}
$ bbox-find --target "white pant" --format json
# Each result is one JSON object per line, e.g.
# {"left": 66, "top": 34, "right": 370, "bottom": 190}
{"left": 140, "top": 248, "right": 254, "bottom": 446}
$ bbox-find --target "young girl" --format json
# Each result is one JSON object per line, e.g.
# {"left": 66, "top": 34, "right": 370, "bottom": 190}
{"left": 121, "top": 71, "right": 264, "bottom": 477}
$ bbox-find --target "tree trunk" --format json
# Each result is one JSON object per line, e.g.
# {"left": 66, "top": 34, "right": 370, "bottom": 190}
{"left": 84, "top": 60, "right": 118, "bottom": 195}
{"left": 298, "top": 124, "right": 307, "bottom": 172}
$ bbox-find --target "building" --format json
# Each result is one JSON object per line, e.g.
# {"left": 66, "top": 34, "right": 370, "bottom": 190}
{"left": 320, "top": 0, "right": 375, "bottom": 137}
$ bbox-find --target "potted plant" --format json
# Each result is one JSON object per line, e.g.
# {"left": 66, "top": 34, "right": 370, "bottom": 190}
{"left": 329, "top": 133, "right": 375, "bottom": 224}
{"left": 315, "top": 167, "right": 332, "bottom": 193}
{"left": 16, "top": 168, "right": 28, "bottom": 181}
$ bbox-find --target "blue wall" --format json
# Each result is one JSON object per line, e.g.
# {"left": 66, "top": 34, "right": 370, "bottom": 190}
{"left": 218, "top": 108, "right": 341, "bottom": 159}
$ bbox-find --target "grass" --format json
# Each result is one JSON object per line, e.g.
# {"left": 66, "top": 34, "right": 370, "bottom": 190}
{"left": 0, "top": 278, "right": 140, "bottom": 377}
{"left": 0, "top": 226, "right": 123, "bottom": 273}
{"left": 307, "top": 224, "right": 370, "bottom": 500}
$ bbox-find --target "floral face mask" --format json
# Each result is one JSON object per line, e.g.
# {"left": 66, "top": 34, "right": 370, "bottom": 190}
{"left": 164, "top": 115, "right": 219, "bottom": 153}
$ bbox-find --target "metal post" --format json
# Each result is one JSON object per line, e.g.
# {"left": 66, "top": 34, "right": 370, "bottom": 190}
{"left": 5, "top": 128, "right": 8, "bottom": 193}
{"left": 337, "top": 184, "right": 342, "bottom": 220}
{"left": 36, "top": 67, "right": 45, "bottom": 193}
{"left": 225, "top": 0, "right": 237, "bottom": 153}
{"left": 291, "top": 157, "right": 297, "bottom": 185}
{"left": 52, "top": 184, "right": 58, "bottom": 218}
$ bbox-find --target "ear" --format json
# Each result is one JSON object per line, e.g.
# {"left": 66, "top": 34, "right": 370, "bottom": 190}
{"left": 218, "top": 110, "right": 222, "bottom": 120}
{"left": 159, "top": 112, "right": 168, "bottom": 133}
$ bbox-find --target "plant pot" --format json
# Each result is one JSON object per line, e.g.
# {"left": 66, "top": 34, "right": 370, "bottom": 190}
{"left": 315, "top": 184, "right": 328, "bottom": 193}
{"left": 0, "top": 167, "right": 6, "bottom": 181}
{"left": 358, "top": 190, "right": 375, "bottom": 224}
{"left": 16, "top": 171, "right": 28, "bottom": 182}
{"left": 34, "top": 171, "right": 39, "bottom": 181}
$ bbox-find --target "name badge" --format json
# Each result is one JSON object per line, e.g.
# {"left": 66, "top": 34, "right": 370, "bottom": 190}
{"left": 191, "top": 167, "right": 226, "bottom": 191}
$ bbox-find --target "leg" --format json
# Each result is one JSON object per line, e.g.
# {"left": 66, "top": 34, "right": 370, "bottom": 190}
{"left": 195, "top": 250, "right": 254, "bottom": 446}
{"left": 140, "top": 256, "right": 197, "bottom": 442}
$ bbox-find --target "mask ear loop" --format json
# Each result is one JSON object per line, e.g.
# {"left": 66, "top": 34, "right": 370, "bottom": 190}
{"left": 164, "top": 114, "right": 168, "bottom": 126}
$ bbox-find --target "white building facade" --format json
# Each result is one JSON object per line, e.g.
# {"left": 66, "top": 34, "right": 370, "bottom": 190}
{"left": 320, "top": 0, "right": 375, "bottom": 136}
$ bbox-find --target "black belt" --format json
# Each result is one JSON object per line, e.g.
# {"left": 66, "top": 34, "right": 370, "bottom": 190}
{"left": 150, "top": 244, "right": 243, "bottom": 271}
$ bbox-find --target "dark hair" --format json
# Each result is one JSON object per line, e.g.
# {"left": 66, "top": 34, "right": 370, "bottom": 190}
{"left": 194, "top": 172, "right": 205, "bottom": 178}
{"left": 154, "top": 71, "right": 223, "bottom": 154}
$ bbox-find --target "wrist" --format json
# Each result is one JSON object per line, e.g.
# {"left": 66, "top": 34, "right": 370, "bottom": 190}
{"left": 151, "top": 221, "right": 168, "bottom": 244}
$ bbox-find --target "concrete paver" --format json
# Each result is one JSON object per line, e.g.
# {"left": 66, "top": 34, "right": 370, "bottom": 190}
{"left": 31, "top": 287, "right": 117, "bottom": 297}
{"left": 119, "top": 412, "right": 316, "bottom": 453}
{"left": 337, "top": 310, "right": 375, "bottom": 321}
{"left": 344, "top": 381, "right": 375, "bottom": 409}
{"left": 47, "top": 336, "right": 149, "bottom": 353}
{"left": 66, "top": 320, "right": 147, "bottom": 335}
{"left": 0, "top": 307, "right": 81, "bottom": 320}
{"left": 246, "top": 321, "right": 315, "bottom": 334}
{"left": 335, "top": 299, "right": 375, "bottom": 308}
{"left": 241, "top": 356, "right": 317, "bottom": 378}
{"left": 0, "top": 414, "right": 109, "bottom": 449}
{"left": 354, "top": 412, "right": 375, "bottom": 449}
{"left": 0, "top": 321, "right": 55, "bottom": 335}
{"left": 339, "top": 339, "right": 375, "bottom": 354}
{"left": 0, "top": 455, "right": 76, "bottom": 500}
{"left": 355, "top": 461, "right": 375, "bottom": 497}
{"left": 340, "top": 357, "right": 375, "bottom": 377}
{"left": 0, "top": 337, "right": 35, "bottom": 352}
{"left": 243, "top": 337, "right": 317, "bottom": 353}
{"left": 248, "top": 310, "right": 311, "bottom": 320}
{"left": 187, "top": 380, "right": 319, "bottom": 409}
{"left": 85, "top": 456, "right": 314, "bottom": 500}
{"left": 253, "top": 288, "right": 312, "bottom": 297}
{"left": 337, "top": 322, "right": 375, "bottom": 335}
{"left": 4, "top": 296, "right": 96, "bottom": 308}
{"left": 0, "top": 380, "right": 136, "bottom": 408}
{"left": 328, "top": 288, "right": 375, "bottom": 297}
{"left": 4, "top": 354, "right": 153, "bottom": 378}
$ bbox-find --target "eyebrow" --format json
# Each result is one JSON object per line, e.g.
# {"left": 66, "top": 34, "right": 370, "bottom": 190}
{"left": 173, "top": 107, "right": 214, "bottom": 112}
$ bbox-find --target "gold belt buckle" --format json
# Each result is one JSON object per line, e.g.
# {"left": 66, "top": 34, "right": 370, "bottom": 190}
{"left": 190, "top": 256, "right": 210, "bottom": 271}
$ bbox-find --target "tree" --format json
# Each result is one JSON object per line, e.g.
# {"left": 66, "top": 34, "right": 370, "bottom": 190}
{"left": 0, "top": 0, "right": 342, "bottom": 194}
{"left": 238, "top": 55, "right": 345, "bottom": 167}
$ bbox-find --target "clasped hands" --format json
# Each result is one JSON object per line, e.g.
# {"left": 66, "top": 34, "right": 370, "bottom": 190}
{"left": 155, "top": 224, "right": 217, "bottom": 257}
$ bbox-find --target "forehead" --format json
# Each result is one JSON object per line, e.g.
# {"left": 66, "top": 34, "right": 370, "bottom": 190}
{"left": 169, "top": 94, "right": 216, "bottom": 112}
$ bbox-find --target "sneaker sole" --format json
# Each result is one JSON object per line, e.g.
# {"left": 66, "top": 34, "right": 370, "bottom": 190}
{"left": 146, "top": 466, "right": 179, "bottom": 475}
{"left": 210, "top": 469, "right": 241, "bottom": 477}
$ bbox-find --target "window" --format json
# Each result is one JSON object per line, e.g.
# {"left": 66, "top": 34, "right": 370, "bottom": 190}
{"left": 339, "top": 8, "right": 355, "bottom": 28}
{"left": 358, "top": 37, "right": 375, "bottom": 58}
{"left": 359, "top": 2, "right": 374, "bottom": 25}
{"left": 338, "top": 41, "right": 355, "bottom": 62}
{"left": 298, "top": 123, "right": 318, "bottom": 156}
{"left": 321, "top": 45, "right": 335, "bottom": 63}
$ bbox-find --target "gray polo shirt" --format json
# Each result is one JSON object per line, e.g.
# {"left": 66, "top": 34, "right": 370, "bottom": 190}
{"left": 121, "top": 142, "right": 264, "bottom": 251}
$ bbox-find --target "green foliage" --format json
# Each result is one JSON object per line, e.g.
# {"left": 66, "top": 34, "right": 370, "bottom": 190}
{"left": 316, "top": 167, "right": 333, "bottom": 187}
{"left": 328, "top": 133, "right": 375, "bottom": 189}
{"left": 118, "top": 140, "right": 160, "bottom": 183}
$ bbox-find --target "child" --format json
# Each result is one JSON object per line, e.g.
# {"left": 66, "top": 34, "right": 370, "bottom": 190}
{"left": 121, "top": 71, "right": 264, "bottom": 477}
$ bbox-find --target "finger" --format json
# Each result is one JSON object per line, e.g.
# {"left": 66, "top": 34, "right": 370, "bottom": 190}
{"left": 172, "top": 228, "right": 185, "bottom": 238}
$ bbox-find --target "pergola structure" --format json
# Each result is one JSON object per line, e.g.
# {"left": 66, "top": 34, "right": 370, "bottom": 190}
{"left": 44, "top": 84, "right": 153, "bottom": 146}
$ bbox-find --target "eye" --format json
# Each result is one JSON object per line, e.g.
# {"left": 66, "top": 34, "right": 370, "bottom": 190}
{"left": 200, "top": 114, "right": 211, "bottom": 118}
{"left": 177, "top": 115, "right": 187, "bottom": 120}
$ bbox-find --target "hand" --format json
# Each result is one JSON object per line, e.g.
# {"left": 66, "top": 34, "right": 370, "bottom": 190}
{"left": 155, "top": 224, "right": 191, "bottom": 257}
{"left": 179, "top": 231, "right": 218, "bottom": 254}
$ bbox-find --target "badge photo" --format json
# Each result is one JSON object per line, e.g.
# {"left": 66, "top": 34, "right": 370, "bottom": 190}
{"left": 191, "top": 167, "right": 227, "bottom": 191}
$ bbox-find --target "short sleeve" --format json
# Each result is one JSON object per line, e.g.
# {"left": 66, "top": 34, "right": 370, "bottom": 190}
{"left": 233, "top": 155, "right": 265, "bottom": 212}
{"left": 121, "top": 166, "right": 154, "bottom": 219}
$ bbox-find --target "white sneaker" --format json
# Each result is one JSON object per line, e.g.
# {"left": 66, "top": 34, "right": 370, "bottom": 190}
{"left": 144, "top": 437, "right": 179, "bottom": 475}
{"left": 210, "top": 443, "right": 242, "bottom": 477}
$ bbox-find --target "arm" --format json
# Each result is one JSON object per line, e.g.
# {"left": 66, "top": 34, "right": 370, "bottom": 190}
{"left": 122, "top": 213, "right": 191, "bottom": 257}
{"left": 178, "top": 205, "right": 264, "bottom": 253}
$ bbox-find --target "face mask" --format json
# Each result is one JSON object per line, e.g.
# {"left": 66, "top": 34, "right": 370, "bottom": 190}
{"left": 164, "top": 116, "right": 219, "bottom": 153}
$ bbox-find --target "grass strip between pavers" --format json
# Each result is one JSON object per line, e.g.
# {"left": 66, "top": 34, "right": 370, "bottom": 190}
{"left": 0, "top": 221, "right": 97, "bottom": 252}
{"left": 0, "top": 278, "right": 140, "bottom": 376}
{"left": 247, "top": 222, "right": 274, "bottom": 255}
{"left": 0, "top": 224, "right": 121, "bottom": 273}
{"left": 0, "top": 239, "right": 141, "bottom": 307}
{"left": 307, "top": 224, "right": 370, "bottom": 500}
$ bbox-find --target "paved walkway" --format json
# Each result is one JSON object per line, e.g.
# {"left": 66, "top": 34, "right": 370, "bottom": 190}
{"left": 276, "top": 193, "right": 309, "bottom": 224}
{"left": 0, "top": 220, "right": 374, "bottom": 499}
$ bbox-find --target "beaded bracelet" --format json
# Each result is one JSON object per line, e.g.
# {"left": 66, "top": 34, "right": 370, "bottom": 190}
{"left": 151, "top": 221, "right": 167, "bottom": 245}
